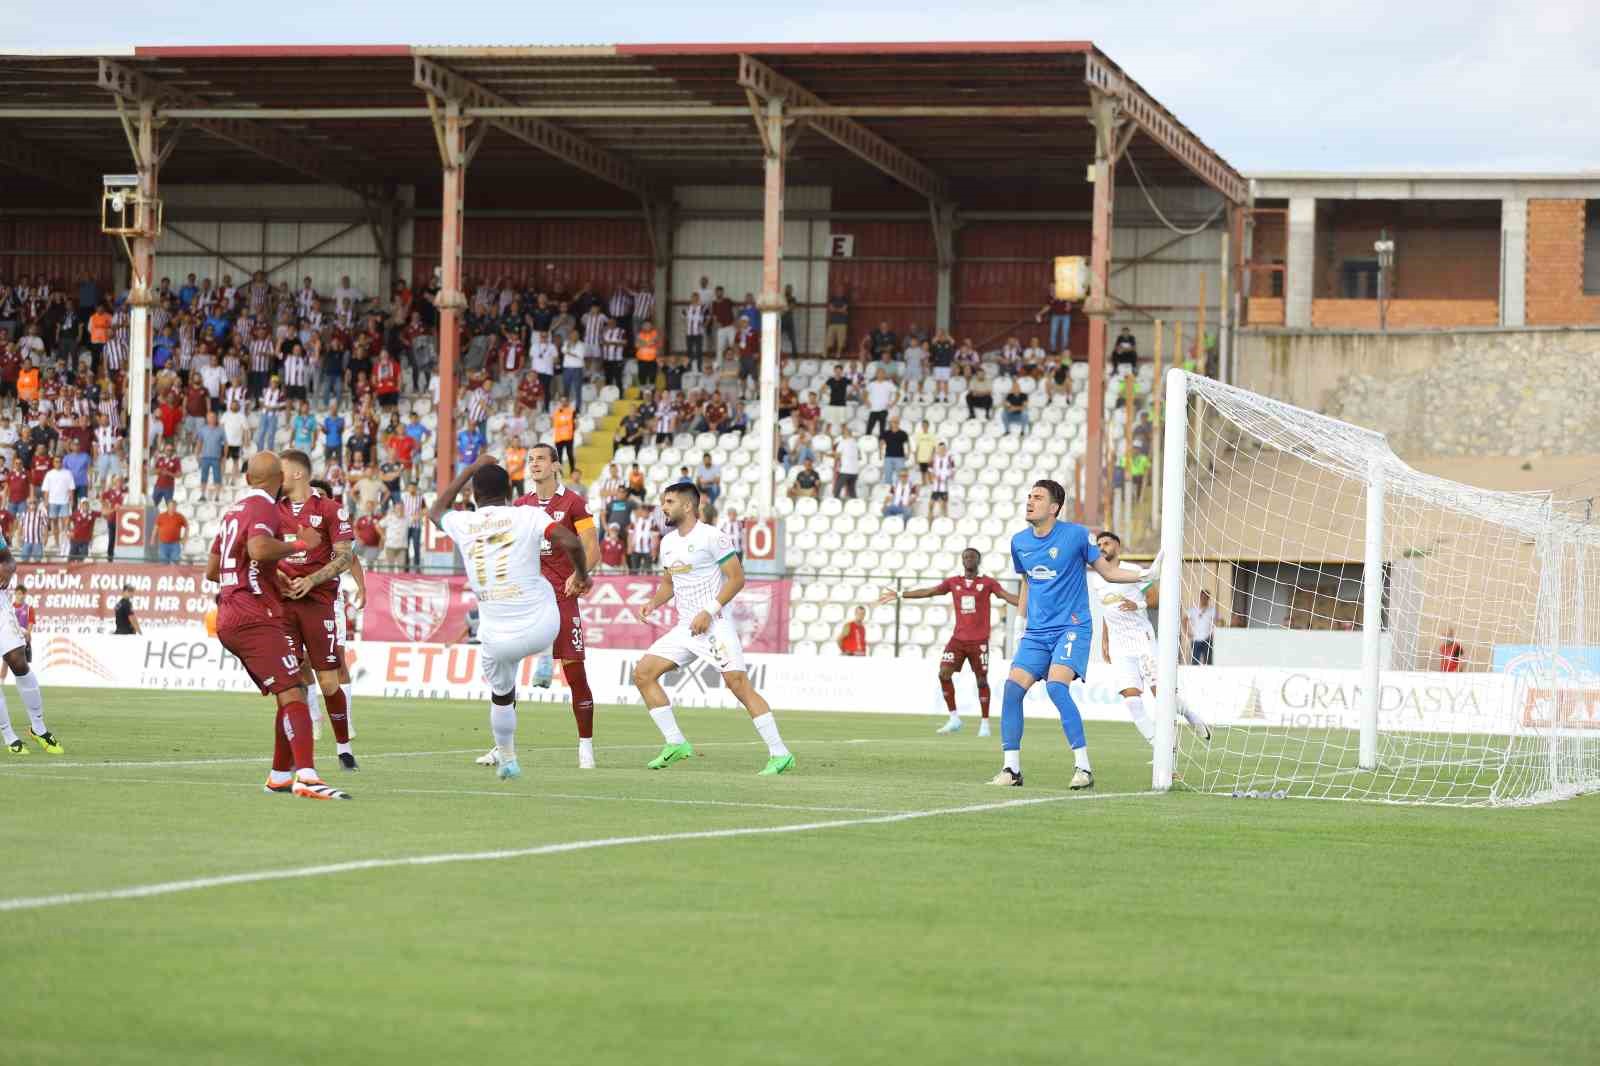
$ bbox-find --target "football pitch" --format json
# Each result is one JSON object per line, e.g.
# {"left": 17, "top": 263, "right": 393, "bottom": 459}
{"left": 1, "top": 689, "right": 1595, "bottom": 1066}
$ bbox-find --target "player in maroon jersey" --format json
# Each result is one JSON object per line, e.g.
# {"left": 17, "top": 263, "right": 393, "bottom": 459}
{"left": 474, "top": 441, "right": 601, "bottom": 768}
{"left": 879, "top": 547, "right": 1019, "bottom": 737}
{"left": 274, "top": 450, "right": 359, "bottom": 772}
{"left": 205, "top": 451, "right": 349, "bottom": 800}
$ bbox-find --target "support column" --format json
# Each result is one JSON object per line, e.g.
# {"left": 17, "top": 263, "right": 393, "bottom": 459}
{"left": 1500, "top": 198, "right": 1527, "bottom": 327}
{"left": 433, "top": 101, "right": 468, "bottom": 496}
{"left": 755, "top": 98, "right": 787, "bottom": 519}
{"left": 931, "top": 201, "right": 958, "bottom": 333}
{"left": 1084, "top": 91, "right": 1123, "bottom": 525}
{"left": 126, "top": 99, "right": 159, "bottom": 507}
{"left": 1285, "top": 196, "right": 1316, "bottom": 329}
{"left": 648, "top": 202, "right": 673, "bottom": 347}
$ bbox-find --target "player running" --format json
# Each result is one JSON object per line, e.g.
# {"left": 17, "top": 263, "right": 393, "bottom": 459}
{"left": 1088, "top": 530, "right": 1210, "bottom": 753}
{"left": 431, "top": 456, "right": 590, "bottom": 782}
{"left": 632, "top": 481, "right": 794, "bottom": 775}
{"left": 475, "top": 442, "right": 601, "bottom": 769}
{"left": 991, "top": 479, "right": 1156, "bottom": 790}
{"left": 0, "top": 545, "right": 60, "bottom": 756}
{"left": 205, "top": 451, "right": 348, "bottom": 800}
{"left": 878, "top": 547, "right": 1018, "bottom": 737}
{"left": 275, "top": 452, "right": 360, "bottom": 771}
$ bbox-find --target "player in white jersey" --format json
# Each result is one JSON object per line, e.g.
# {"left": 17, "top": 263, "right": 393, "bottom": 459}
{"left": 632, "top": 481, "right": 795, "bottom": 775}
{"left": 1087, "top": 530, "right": 1210, "bottom": 751}
{"left": 430, "top": 456, "right": 591, "bottom": 781}
{"left": 0, "top": 537, "right": 61, "bottom": 755}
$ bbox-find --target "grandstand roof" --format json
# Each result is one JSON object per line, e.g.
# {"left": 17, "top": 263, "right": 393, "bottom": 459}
{"left": 0, "top": 42, "right": 1243, "bottom": 205}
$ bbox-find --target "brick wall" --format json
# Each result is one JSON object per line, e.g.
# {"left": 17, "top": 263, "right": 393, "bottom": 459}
{"left": 1245, "top": 297, "right": 1284, "bottom": 325}
{"left": 1526, "top": 199, "right": 1600, "bottom": 326}
{"left": 1311, "top": 299, "right": 1499, "bottom": 329}
{"left": 1315, "top": 202, "right": 1500, "bottom": 300}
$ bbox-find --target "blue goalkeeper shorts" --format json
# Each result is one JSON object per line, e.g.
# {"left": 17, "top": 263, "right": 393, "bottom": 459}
{"left": 1011, "top": 625, "right": 1091, "bottom": 682}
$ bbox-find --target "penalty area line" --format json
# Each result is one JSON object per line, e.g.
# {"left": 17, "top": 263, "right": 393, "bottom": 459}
{"left": 0, "top": 790, "right": 1158, "bottom": 912}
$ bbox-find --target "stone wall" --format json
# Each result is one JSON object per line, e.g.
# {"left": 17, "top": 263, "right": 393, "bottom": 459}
{"left": 1233, "top": 327, "right": 1600, "bottom": 457}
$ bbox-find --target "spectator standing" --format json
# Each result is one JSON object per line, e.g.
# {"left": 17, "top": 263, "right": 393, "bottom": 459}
{"left": 99, "top": 476, "right": 125, "bottom": 562}
{"left": 560, "top": 333, "right": 586, "bottom": 409}
{"left": 221, "top": 400, "right": 247, "bottom": 478}
{"left": 42, "top": 456, "right": 75, "bottom": 545}
{"left": 878, "top": 415, "right": 910, "bottom": 484}
{"left": 380, "top": 505, "right": 409, "bottom": 570}
{"left": 838, "top": 605, "right": 868, "bottom": 656}
{"left": 62, "top": 439, "right": 90, "bottom": 505}
{"left": 929, "top": 443, "right": 956, "bottom": 518}
{"left": 928, "top": 330, "right": 956, "bottom": 403}
{"left": 1184, "top": 591, "right": 1220, "bottom": 666}
{"left": 504, "top": 438, "right": 528, "bottom": 496}
{"left": 865, "top": 370, "right": 897, "bottom": 437}
{"left": 155, "top": 498, "right": 188, "bottom": 564}
{"left": 1037, "top": 291, "right": 1075, "bottom": 355}
{"left": 695, "top": 452, "right": 722, "bottom": 506}
{"left": 710, "top": 287, "right": 737, "bottom": 367}
{"left": 402, "top": 483, "right": 425, "bottom": 571}
{"left": 18, "top": 493, "right": 46, "bottom": 562}
{"left": 374, "top": 349, "right": 402, "bottom": 411}
{"left": 633, "top": 318, "right": 660, "bottom": 391}
{"left": 353, "top": 507, "right": 382, "bottom": 568}
{"left": 913, "top": 419, "right": 938, "bottom": 484}
{"left": 822, "top": 364, "right": 852, "bottom": 429}
{"left": 552, "top": 399, "right": 577, "bottom": 472}
{"left": 3, "top": 458, "right": 26, "bottom": 518}
{"left": 681, "top": 291, "right": 709, "bottom": 371}
{"left": 626, "top": 505, "right": 656, "bottom": 574}
{"left": 529, "top": 332, "right": 558, "bottom": 409}
{"left": 66, "top": 499, "right": 97, "bottom": 561}
{"left": 832, "top": 434, "right": 861, "bottom": 500}
{"left": 195, "top": 411, "right": 226, "bottom": 500}
{"left": 825, "top": 290, "right": 850, "bottom": 358}
{"left": 150, "top": 443, "right": 181, "bottom": 506}
{"left": 1002, "top": 384, "right": 1031, "bottom": 436}
{"left": 882, "top": 469, "right": 919, "bottom": 523}
{"left": 289, "top": 400, "right": 317, "bottom": 455}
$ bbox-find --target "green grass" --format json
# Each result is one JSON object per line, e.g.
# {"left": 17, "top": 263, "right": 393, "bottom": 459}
{"left": 1, "top": 688, "right": 1596, "bottom": 1066}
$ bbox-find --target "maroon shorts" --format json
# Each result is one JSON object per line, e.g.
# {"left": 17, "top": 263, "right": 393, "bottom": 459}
{"left": 553, "top": 593, "right": 585, "bottom": 661}
{"left": 941, "top": 638, "right": 989, "bottom": 677}
{"left": 280, "top": 596, "right": 342, "bottom": 671}
{"left": 219, "top": 620, "right": 303, "bottom": 696}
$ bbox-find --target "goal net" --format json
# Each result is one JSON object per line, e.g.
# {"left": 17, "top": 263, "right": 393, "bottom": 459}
{"left": 1152, "top": 370, "right": 1600, "bottom": 806}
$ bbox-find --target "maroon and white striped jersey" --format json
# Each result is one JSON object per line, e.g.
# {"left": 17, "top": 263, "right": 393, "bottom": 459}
{"left": 94, "top": 425, "right": 120, "bottom": 456}
{"left": 465, "top": 387, "right": 491, "bottom": 425}
{"left": 654, "top": 406, "right": 677, "bottom": 435}
{"left": 889, "top": 479, "right": 918, "bottom": 509}
{"left": 631, "top": 289, "right": 655, "bottom": 325}
{"left": 582, "top": 310, "right": 607, "bottom": 352}
{"left": 103, "top": 334, "right": 128, "bottom": 371}
{"left": 627, "top": 515, "right": 656, "bottom": 553}
{"left": 18, "top": 504, "right": 48, "bottom": 545}
{"left": 931, "top": 452, "right": 956, "bottom": 491}
{"left": 259, "top": 386, "right": 284, "bottom": 414}
{"left": 294, "top": 286, "right": 319, "bottom": 319}
{"left": 602, "top": 326, "right": 627, "bottom": 362}
{"left": 607, "top": 287, "right": 633, "bottom": 319}
{"left": 248, "top": 336, "right": 276, "bottom": 373}
{"left": 681, "top": 301, "right": 709, "bottom": 335}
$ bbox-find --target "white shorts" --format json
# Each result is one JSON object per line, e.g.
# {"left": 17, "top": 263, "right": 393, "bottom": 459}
{"left": 0, "top": 601, "right": 22, "bottom": 657}
{"left": 932, "top": 366, "right": 953, "bottom": 382}
{"left": 645, "top": 615, "right": 746, "bottom": 675}
{"left": 478, "top": 607, "right": 561, "bottom": 695}
{"left": 1104, "top": 651, "right": 1156, "bottom": 694}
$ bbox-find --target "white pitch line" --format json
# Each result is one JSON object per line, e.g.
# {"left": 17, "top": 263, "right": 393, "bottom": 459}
{"left": 0, "top": 791, "right": 1158, "bottom": 912}
{"left": 393, "top": 788, "right": 891, "bottom": 814}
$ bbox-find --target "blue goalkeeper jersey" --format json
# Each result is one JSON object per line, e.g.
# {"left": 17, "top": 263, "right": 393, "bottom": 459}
{"left": 1010, "top": 520, "right": 1100, "bottom": 635}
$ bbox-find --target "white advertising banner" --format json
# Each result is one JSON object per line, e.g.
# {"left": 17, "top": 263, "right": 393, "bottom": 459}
{"left": 25, "top": 634, "right": 1599, "bottom": 735}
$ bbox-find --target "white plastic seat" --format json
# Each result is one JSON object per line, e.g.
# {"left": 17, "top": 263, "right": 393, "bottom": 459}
{"left": 819, "top": 497, "right": 843, "bottom": 517}
{"left": 828, "top": 584, "right": 856, "bottom": 604}
{"left": 805, "top": 621, "right": 834, "bottom": 643}
{"left": 802, "top": 583, "right": 829, "bottom": 603}
{"left": 793, "top": 602, "right": 820, "bottom": 624}
{"left": 819, "top": 603, "right": 846, "bottom": 624}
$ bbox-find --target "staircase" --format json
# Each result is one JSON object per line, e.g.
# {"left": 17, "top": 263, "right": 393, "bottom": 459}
{"left": 574, "top": 385, "right": 641, "bottom": 481}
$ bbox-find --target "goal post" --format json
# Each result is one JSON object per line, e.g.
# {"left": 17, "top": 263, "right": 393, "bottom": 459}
{"left": 1155, "top": 368, "right": 1600, "bottom": 806}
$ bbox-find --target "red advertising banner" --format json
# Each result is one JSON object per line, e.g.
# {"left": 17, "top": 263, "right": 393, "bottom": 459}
{"left": 359, "top": 572, "right": 792, "bottom": 652}
{"left": 15, "top": 562, "right": 215, "bottom": 633}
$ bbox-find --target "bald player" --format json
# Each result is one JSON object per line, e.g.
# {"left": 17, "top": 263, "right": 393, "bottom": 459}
{"left": 206, "top": 451, "right": 349, "bottom": 800}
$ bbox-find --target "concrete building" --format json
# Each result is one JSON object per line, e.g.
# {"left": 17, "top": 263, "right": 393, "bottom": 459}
{"left": 1241, "top": 172, "right": 1600, "bottom": 330}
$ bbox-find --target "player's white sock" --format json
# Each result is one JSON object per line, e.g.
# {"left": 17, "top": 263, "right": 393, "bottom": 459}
{"left": 341, "top": 684, "right": 355, "bottom": 737}
{"left": 13, "top": 671, "right": 45, "bottom": 734}
{"left": 750, "top": 712, "right": 789, "bottom": 757}
{"left": 0, "top": 687, "right": 16, "bottom": 745}
{"left": 578, "top": 737, "right": 594, "bottom": 764}
{"left": 307, "top": 685, "right": 324, "bottom": 725}
{"left": 336, "top": 741, "right": 353, "bottom": 756}
{"left": 1073, "top": 747, "right": 1092, "bottom": 772}
{"left": 491, "top": 703, "right": 517, "bottom": 759}
{"left": 1003, "top": 749, "right": 1021, "bottom": 774}
{"left": 1123, "top": 695, "right": 1156, "bottom": 746}
{"left": 649, "top": 704, "right": 686, "bottom": 745}
{"left": 268, "top": 769, "right": 293, "bottom": 786}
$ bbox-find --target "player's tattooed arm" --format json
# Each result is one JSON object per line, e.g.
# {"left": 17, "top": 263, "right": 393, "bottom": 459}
{"left": 290, "top": 540, "right": 352, "bottom": 598}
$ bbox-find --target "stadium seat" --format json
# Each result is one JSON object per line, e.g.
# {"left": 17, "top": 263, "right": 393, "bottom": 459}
{"left": 820, "top": 603, "right": 846, "bottom": 624}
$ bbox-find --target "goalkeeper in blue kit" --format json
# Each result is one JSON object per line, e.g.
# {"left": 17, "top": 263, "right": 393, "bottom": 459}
{"left": 992, "top": 479, "right": 1157, "bottom": 789}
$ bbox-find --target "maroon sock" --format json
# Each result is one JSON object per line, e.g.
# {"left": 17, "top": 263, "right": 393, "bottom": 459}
{"left": 978, "top": 686, "right": 992, "bottom": 719}
{"left": 324, "top": 687, "right": 351, "bottom": 744}
{"left": 281, "top": 701, "right": 315, "bottom": 771}
{"left": 939, "top": 676, "right": 957, "bottom": 712}
{"left": 565, "top": 661, "right": 595, "bottom": 739}
{"left": 272, "top": 708, "right": 294, "bottom": 772}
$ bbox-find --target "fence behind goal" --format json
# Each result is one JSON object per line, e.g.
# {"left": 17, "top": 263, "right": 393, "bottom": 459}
{"left": 1152, "top": 370, "right": 1600, "bottom": 806}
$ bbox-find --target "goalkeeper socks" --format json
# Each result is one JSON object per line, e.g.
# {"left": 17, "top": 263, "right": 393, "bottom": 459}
{"left": 13, "top": 670, "right": 45, "bottom": 734}
{"left": 750, "top": 712, "right": 789, "bottom": 757}
{"left": 1000, "top": 680, "right": 1026, "bottom": 753}
{"left": 939, "top": 675, "right": 957, "bottom": 712}
{"left": 565, "top": 662, "right": 595, "bottom": 739}
{"left": 490, "top": 702, "right": 517, "bottom": 759}
{"left": 324, "top": 688, "right": 351, "bottom": 745}
{"left": 1045, "top": 680, "right": 1086, "bottom": 750}
{"left": 649, "top": 703, "right": 686, "bottom": 745}
{"left": 977, "top": 685, "right": 991, "bottom": 718}
{"left": 1123, "top": 695, "right": 1156, "bottom": 745}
